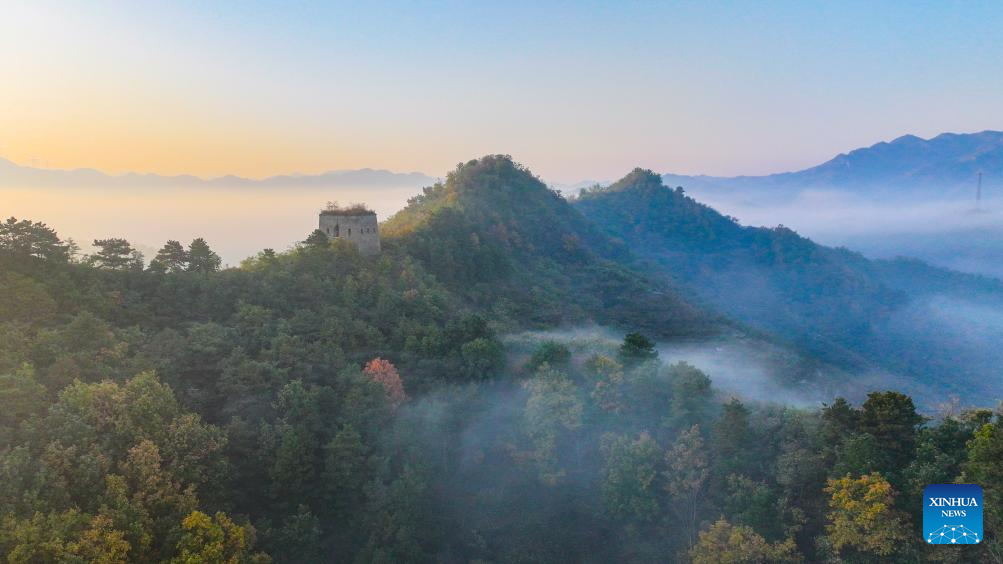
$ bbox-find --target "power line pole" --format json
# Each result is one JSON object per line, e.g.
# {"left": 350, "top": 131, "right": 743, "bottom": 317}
{"left": 976, "top": 171, "right": 983, "bottom": 209}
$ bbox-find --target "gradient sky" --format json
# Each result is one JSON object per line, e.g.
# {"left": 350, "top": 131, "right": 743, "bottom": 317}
{"left": 2, "top": 0, "right": 1002, "bottom": 182}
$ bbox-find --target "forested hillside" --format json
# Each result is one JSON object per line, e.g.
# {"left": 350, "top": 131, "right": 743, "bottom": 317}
{"left": 381, "top": 155, "right": 715, "bottom": 337}
{"left": 2, "top": 157, "right": 1003, "bottom": 562}
{"left": 575, "top": 169, "right": 1003, "bottom": 404}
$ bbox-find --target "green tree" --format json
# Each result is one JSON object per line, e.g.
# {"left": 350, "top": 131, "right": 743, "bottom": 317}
{"left": 268, "top": 506, "right": 321, "bottom": 563}
{"left": 526, "top": 340, "right": 571, "bottom": 372}
{"left": 618, "top": 332, "right": 657, "bottom": 365}
{"left": 359, "top": 466, "right": 431, "bottom": 563}
{"left": 585, "top": 354, "right": 625, "bottom": 413}
{"left": 712, "top": 398, "right": 756, "bottom": 483}
{"left": 459, "top": 337, "right": 504, "bottom": 380}
{"left": 667, "top": 362, "right": 712, "bottom": 427}
{"left": 64, "top": 237, "right": 81, "bottom": 263}
{"left": 858, "top": 391, "right": 924, "bottom": 484}
{"left": 0, "top": 217, "right": 70, "bottom": 261}
{"left": 599, "top": 431, "right": 663, "bottom": 522}
{"left": 153, "top": 240, "right": 189, "bottom": 273}
{"left": 833, "top": 433, "right": 884, "bottom": 478}
{"left": 322, "top": 425, "right": 373, "bottom": 537}
{"left": 267, "top": 422, "right": 317, "bottom": 511}
{"left": 187, "top": 238, "right": 222, "bottom": 273}
{"left": 303, "top": 229, "right": 329, "bottom": 249}
{"left": 0, "top": 272, "right": 58, "bottom": 324}
{"left": 819, "top": 398, "right": 859, "bottom": 470}
{"left": 724, "top": 475, "right": 782, "bottom": 541}
{"left": 90, "top": 238, "right": 143, "bottom": 270}
{"left": 523, "top": 366, "right": 583, "bottom": 484}
{"left": 664, "top": 424, "right": 708, "bottom": 546}
{"left": 963, "top": 420, "right": 1003, "bottom": 561}
{"left": 161, "top": 413, "right": 229, "bottom": 497}
{"left": 0, "top": 365, "right": 47, "bottom": 446}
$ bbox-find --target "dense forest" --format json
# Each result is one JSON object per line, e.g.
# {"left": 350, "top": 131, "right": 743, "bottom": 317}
{"left": 2, "top": 156, "right": 1002, "bottom": 562}
{"left": 575, "top": 169, "right": 1003, "bottom": 404}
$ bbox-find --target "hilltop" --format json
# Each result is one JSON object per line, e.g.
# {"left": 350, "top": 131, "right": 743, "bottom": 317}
{"left": 382, "top": 155, "right": 716, "bottom": 337}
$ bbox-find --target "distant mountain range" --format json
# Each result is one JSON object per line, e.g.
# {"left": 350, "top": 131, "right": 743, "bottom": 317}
{"left": 663, "top": 130, "right": 1003, "bottom": 201}
{"left": 5, "top": 130, "right": 1000, "bottom": 197}
{"left": 0, "top": 156, "right": 436, "bottom": 189}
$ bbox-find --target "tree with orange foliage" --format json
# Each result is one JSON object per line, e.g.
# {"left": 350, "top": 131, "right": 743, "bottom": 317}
{"left": 364, "top": 358, "right": 408, "bottom": 410}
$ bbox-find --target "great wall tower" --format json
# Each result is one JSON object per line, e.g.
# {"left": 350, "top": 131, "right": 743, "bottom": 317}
{"left": 318, "top": 203, "right": 381, "bottom": 256}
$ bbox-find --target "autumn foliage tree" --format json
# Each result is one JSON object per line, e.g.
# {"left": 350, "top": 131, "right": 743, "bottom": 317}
{"left": 173, "top": 510, "right": 267, "bottom": 564}
{"left": 689, "top": 518, "right": 801, "bottom": 564}
{"left": 364, "top": 358, "right": 408, "bottom": 410}
{"left": 823, "top": 473, "right": 910, "bottom": 560}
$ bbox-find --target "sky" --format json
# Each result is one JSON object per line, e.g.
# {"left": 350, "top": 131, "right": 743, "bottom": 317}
{"left": 2, "top": 1, "right": 1003, "bottom": 183}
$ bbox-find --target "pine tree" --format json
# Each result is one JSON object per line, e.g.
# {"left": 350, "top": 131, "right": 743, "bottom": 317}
{"left": 154, "top": 240, "right": 189, "bottom": 273}
{"left": 303, "top": 229, "right": 330, "bottom": 249}
{"left": 90, "top": 238, "right": 139, "bottom": 270}
{"left": 187, "top": 238, "right": 222, "bottom": 273}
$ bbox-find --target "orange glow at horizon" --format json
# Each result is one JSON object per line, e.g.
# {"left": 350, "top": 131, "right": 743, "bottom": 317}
{"left": 3, "top": 3, "right": 1002, "bottom": 182}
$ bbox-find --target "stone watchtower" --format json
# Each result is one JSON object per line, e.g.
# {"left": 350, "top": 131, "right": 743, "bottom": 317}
{"left": 319, "top": 204, "right": 381, "bottom": 256}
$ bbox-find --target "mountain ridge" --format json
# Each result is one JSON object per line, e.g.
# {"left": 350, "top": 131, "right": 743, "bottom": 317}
{"left": 0, "top": 157, "right": 437, "bottom": 189}
{"left": 382, "top": 155, "right": 720, "bottom": 338}
{"left": 660, "top": 130, "right": 1003, "bottom": 199}
{"left": 7, "top": 129, "right": 1000, "bottom": 195}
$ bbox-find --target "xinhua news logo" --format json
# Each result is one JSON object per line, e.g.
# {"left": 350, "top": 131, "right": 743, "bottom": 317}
{"left": 923, "top": 484, "right": 983, "bottom": 545}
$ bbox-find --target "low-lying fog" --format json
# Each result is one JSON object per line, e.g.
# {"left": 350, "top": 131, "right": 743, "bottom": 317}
{"left": 506, "top": 322, "right": 999, "bottom": 412}
{"left": 506, "top": 326, "right": 851, "bottom": 408}
{"left": 691, "top": 188, "right": 1003, "bottom": 279}
{"left": 1, "top": 185, "right": 420, "bottom": 264}
{"left": 7, "top": 181, "right": 1001, "bottom": 280}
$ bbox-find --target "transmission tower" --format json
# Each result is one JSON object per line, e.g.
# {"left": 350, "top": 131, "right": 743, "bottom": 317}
{"left": 976, "top": 171, "right": 983, "bottom": 209}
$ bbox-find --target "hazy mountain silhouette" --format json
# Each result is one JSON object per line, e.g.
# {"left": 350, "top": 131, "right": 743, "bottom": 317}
{"left": 0, "top": 156, "right": 436, "bottom": 189}
{"left": 662, "top": 130, "right": 1003, "bottom": 200}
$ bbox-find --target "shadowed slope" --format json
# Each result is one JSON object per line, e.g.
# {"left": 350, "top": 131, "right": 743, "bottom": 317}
{"left": 575, "top": 169, "right": 1003, "bottom": 403}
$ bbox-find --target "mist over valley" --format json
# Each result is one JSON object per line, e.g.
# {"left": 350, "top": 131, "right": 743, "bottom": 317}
{"left": 6, "top": 2, "right": 1003, "bottom": 560}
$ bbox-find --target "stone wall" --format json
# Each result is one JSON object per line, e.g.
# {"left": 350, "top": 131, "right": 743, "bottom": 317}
{"left": 318, "top": 212, "right": 381, "bottom": 256}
